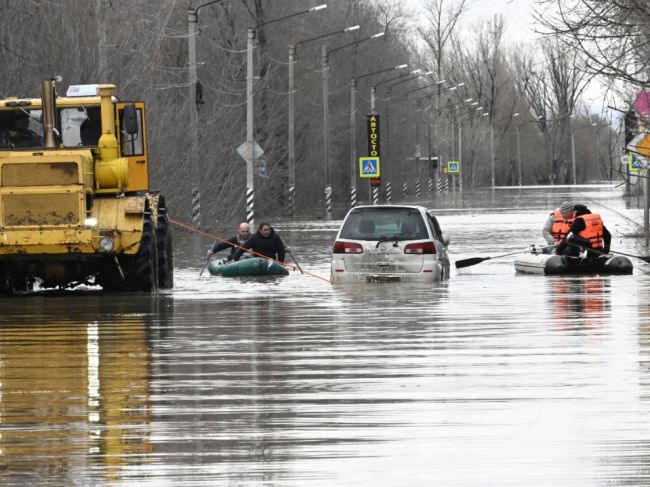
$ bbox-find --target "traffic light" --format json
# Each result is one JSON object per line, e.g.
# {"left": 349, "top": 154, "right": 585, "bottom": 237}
{"left": 624, "top": 109, "right": 638, "bottom": 145}
{"left": 430, "top": 156, "right": 438, "bottom": 169}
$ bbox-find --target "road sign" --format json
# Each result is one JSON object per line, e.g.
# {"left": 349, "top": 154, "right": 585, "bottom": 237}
{"left": 236, "top": 140, "right": 264, "bottom": 163}
{"left": 629, "top": 152, "right": 646, "bottom": 172}
{"left": 636, "top": 92, "right": 650, "bottom": 116}
{"left": 447, "top": 160, "right": 460, "bottom": 173}
{"left": 626, "top": 132, "right": 650, "bottom": 157}
{"left": 359, "top": 156, "right": 381, "bottom": 178}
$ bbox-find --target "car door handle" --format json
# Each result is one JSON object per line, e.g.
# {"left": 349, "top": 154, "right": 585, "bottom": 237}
{"left": 376, "top": 262, "right": 391, "bottom": 267}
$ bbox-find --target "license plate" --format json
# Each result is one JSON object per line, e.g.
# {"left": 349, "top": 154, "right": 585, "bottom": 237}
{"left": 366, "top": 275, "right": 401, "bottom": 283}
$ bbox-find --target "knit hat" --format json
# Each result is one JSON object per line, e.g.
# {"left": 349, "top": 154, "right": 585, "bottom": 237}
{"left": 559, "top": 201, "right": 574, "bottom": 213}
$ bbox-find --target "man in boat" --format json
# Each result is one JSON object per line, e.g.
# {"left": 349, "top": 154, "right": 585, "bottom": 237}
{"left": 207, "top": 222, "right": 252, "bottom": 261}
{"left": 542, "top": 201, "right": 576, "bottom": 246}
{"left": 555, "top": 204, "right": 611, "bottom": 258}
{"left": 232, "top": 222, "right": 286, "bottom": 263}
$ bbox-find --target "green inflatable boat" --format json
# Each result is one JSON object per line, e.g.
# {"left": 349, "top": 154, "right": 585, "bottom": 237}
{"left": 207, "top": 257, "right": 289, "bottom": 277}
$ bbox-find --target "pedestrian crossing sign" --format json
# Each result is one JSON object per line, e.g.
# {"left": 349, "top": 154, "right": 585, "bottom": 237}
{"left": 359, "top": 157, "right": 381, "bottom": 178}
{"left": 629, "top": 152, "right": 645, "bottom": 172}
{"left": 447, "top": 160, "right": 460, "bottom": 173}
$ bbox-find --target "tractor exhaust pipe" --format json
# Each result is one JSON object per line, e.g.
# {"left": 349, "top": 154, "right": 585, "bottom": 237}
{"left": 41, "top": 79, "right": 57, "bottom": 148}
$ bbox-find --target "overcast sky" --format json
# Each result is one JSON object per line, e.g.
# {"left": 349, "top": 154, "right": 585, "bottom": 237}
{"left": 412, "top": 0, "right": 538, "bottom": 43}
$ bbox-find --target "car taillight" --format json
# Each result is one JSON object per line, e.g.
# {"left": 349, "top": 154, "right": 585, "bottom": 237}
{"left": 404, "top": 242, "right": 436, "bottom": 254}
{"left": 332, "top": 241, "right": 363, "bottom": 254}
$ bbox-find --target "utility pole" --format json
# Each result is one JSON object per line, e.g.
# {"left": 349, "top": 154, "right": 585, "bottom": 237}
{"left": 288, "top": 45, "right": 296, "bottom": 217}
{"left": 188, "top": 7, "right": 202, "bottom": 228}
{"left": 322, "top": 45, "right": 332, "bottom": 218}
{"left": 350, "top": 79, "right": 357, "bottom": 208}
{"left": 571, "top": 129, "right": 577, "bottom": 185}
{"left": 490, "top": 118, "right": 495, "bottom": 188}
{"left": 246, "top": 27, "right": 255, "bottom": 225}
{"left": 516, "top": 125, "right": 522, "bottom": 186}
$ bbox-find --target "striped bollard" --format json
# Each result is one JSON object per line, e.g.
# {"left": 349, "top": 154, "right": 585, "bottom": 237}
{"left": 444, "top": 176, "right": 449, "bottom": 193}
{"left": 459, "top": 174, "right": 463, "bottom": 192}
{"left": 350, "top": 186, "right": 357, "bottom": 208}
{"left": 386, "top": 182, "right": 392, "bottom": 203}
{"left": 325, "top": 185, "right": 332, "bottom": 218}
{"left": 289, "top": 185, "right": 295, "bottom": 218}
{"left": 415, "top": 178, "right": 421, "bottom": 198}
{"left": 192, "top": 187, "right": 201, "bottom": 227}
{"left": 436, "top": 174, "right": 443, "bottom": 193}
{"left": 372, "top": 186, "right": 379, "bottom": 205}
{"left": 427, "top": 177, "right": 433, "bottom": 194}
{"left": 246, "top": 186, "right": 254, "bottom": 225}
{"left": 402, "top": 181, "right": 408, "bottom": 201}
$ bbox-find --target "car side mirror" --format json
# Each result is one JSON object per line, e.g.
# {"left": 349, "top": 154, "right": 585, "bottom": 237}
{"left": 442, "top": 235, "right": 450, "bottom": 247}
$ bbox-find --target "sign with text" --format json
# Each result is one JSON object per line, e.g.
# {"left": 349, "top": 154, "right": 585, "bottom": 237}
{"left": 359, "top": 157, "right": 381, "bottom": 178}
{"left": 367, "top": 114, "right": 380, "bottom": 157}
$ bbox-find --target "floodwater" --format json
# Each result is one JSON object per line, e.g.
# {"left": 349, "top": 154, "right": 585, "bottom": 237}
{"left": 1, "top": 185, "right": 650, "bottom": 486}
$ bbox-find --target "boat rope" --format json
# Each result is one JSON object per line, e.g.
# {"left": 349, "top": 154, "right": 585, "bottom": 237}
{"left": 169, "top": 218, "right": 333, "bottom": 284}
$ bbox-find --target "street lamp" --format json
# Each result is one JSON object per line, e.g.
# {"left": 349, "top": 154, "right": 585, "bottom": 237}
{"left": 370, "top": 69, "right": 422, "bottom": 111}
{"left": 187, "top": 0, "right": 228, "bottom": 227}
{"left": 320, "top": 31, "right": 386, "bottom": 210}
{"left": 513, "top": 112, "right": 523, "bottom": 186}
{"left": 352, "top": 63, "right": 409, "bottom": 206}
{"left": 245, "top": 4, "right": 327, "bottom": 225}
{"left": 287, "top": 24, "right": 359, "bottom": 218}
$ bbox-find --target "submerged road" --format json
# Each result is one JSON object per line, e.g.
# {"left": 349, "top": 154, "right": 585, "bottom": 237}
{"left": 1, "top": 185, "right": 650, "bottom": 486}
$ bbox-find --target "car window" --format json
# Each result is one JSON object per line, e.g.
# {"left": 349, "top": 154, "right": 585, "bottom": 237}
{"left": 340, "top": 208, "right": 429, "bottom": 240}
{"left": 427, "top": 212, "right": 443, "bottom": 240}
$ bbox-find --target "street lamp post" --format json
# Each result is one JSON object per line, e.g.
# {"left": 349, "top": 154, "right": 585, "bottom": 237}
{"left": 353, "top": 64, "right": 408, "bottom": 205}
{"left": 369, "top": 69, "right": 421, "bottom": 194}
{"left": 287, "top": 24, "right": 359, "bottom": 218}
{"left": 320, "top": 31, "right": 386, "bottom": 209}
{"left": 490, "top": 116, "right": 495, "bottom": 188}
{"left": 187, "top": 0, "right": 226, "bottom": 228}
{"left": 246, "top": 4, "right": 326, "bottom": 225}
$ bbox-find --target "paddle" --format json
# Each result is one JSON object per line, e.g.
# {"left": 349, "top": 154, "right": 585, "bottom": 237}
{"left": 455, "top": 245, "right": 553, "bottom": 269}
{"left": 199, "top": 256, "right": 210, "bottom": 277}
{"left": 278, "top": 236, "right": 304, "bottom": 274}
{"left": 566, "top": 242, "right": 650, "bottom": 263}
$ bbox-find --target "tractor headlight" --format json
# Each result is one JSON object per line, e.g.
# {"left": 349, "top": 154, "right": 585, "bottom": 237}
{"left": 85, "top": 217, "right": 98, "bottom": 227}
{"left": 99, "top": 236, "right": 114, "bottom": 252}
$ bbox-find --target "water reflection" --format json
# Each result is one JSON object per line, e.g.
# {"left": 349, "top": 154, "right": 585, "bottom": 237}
{"left": 550, "top": 277, "right": 610, "bottom": 330}
{"left": 0, "top": 295, "right": 164, "bottom": 485}
{"left": 1, "top": 186, "right": 650, "bottom": 485}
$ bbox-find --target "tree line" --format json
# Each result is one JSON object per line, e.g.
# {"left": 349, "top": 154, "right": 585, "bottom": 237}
{"left": 0, "top": 0, "right": 624, "bottom": 229}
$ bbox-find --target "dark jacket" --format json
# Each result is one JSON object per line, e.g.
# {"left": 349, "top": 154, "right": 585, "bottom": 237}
{"left": 233, "top": 228, "right": 285, "bottom": 262}
{"left": 556, "top": 206, "right": 611, "bottom": 257}
{"left": 211, "top": 235, "right": 246, "bottom": 261}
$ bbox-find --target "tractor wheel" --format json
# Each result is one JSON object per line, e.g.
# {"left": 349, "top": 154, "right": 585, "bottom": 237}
{"left": 156, "top": 209, "right": 174, "bottom": 289}
{"left": 100, "top": 211, "right": 158, "bottom": 292}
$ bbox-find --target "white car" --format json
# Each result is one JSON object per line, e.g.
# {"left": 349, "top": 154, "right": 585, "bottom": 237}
{"left": 330, "top": 205, "right": 450, "bottom": 283}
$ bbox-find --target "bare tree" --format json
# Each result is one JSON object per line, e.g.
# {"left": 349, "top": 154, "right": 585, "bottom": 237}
{"left": 535, "top": 0, "right": 650, "bottom": 86}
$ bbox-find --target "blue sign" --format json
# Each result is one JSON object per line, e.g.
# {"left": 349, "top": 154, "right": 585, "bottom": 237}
{"left": 629, "top": 152, "right": 644, "bottom": 172}
{"left": 447, "top": 160, "right": 460, "bottom": 173}
{"left": 359, "top": 157, "right": 381, "bottom": 178}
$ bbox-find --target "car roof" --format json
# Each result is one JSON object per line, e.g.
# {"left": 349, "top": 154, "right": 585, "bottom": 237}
{"left": 349, "top": 204, "right": 428, "bottom": 211}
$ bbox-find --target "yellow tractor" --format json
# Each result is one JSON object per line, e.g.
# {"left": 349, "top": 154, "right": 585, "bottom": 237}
{"left": 0, "top": 79, "right": 173, "bottom": 293}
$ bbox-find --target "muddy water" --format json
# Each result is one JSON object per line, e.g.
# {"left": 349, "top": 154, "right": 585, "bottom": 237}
{"left": 1, "top": 185, "right": 650, "bottom": 486}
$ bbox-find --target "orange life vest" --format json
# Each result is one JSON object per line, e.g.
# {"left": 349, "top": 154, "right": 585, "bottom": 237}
{"left": 550, "top": 210, "right": 574, "bottom": 242}
{"left": 577, "top": 213, "right": 604, "bottom": 249}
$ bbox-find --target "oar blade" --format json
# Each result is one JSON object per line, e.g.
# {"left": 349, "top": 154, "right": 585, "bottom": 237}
{"left": 455, "top": 256, "right": 490, "bottom": 269}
